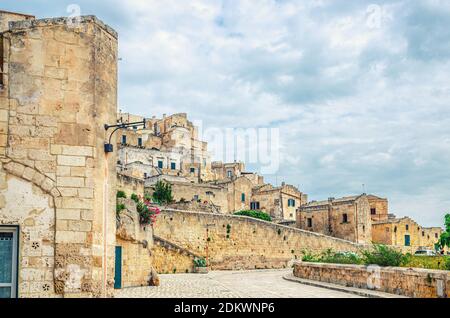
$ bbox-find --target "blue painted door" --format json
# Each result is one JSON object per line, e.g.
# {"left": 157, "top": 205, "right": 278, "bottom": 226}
{"left": 405, "top": 235, "right": 411, "bottom": 247}
{"left": 114, "top": 246, "right": 122, "bottom": 289}
{"left": 0, "top": 228, "right": 17, "bottom": 298}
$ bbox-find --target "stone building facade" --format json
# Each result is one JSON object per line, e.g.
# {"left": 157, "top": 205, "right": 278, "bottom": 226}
{"left": 252, "top": 183, "right": 306, "bottom": 221}
{"left": 0, "top": 13, "right": 118, "bottom": 297}
{"left": 297, "top": 195, "right": 372, "bottom": 244}
{"left": 367, "top": 195, "right": 389, "bottom": 222}
{"left": 372, "top": 217, "right": 443, "bottom": 253}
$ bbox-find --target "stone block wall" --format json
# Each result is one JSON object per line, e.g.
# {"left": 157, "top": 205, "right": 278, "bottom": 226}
{"left": 117, "top": 237, "right": 153, "bottom": 288}
{"left": 152, "top": 236, "right": 200, "bottom": 274}
{"left": 153, "top": 210, "right": 363, "bottom": 271}
{"left": 293, "top": 262, "right": 449, "bottom": 298}
{"left": 0, "top": 15, "right": 118, "bottom": 297}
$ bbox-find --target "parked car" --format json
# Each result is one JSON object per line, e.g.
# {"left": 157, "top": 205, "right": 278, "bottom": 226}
{"left": 414, "top": 249, "right": 437, "bottom": 256}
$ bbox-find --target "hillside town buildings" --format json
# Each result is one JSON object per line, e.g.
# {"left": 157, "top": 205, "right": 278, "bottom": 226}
{"left": 0, "top": 10, "right": 446, "bottom": 299}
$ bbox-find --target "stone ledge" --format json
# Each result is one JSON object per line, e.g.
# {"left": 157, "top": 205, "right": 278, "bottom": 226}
{"left": 283, "top": 273, "right": 406, "bottom": 298}
{"left": 293, "top": 261, "right": 450, "bottom": 298}
{"left": 8, "top": 15, "right": 118, "bottom": 39}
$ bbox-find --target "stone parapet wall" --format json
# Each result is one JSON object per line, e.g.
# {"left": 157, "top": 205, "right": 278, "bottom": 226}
{"left": 153, "top": 209, "right": 364, "bottom": 271}
{"left": 293, "top": 262, "right": 449, "bottom": 298}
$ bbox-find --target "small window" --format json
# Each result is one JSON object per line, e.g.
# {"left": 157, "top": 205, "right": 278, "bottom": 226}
{"left": 138, "top": 138, "right": 143, "bottom": 147}
{"left": 193, "top": 195, "right": 199, "bottom": 201}
{"left": 342, "top": 214, "right": 348, "bottom": 223}
{"left": 394, "top": 226, "right": 397, "bottom": 233}
{"left": 144, "top": 173, "right": 147, "bottom": 178}
{"left": 370, "top": 208, "right": 376, "bottom": 215}
{"left": 422, "top": 231, "right": 425, "bottom": 237}
{"left": 158, "top": 161, "right": 163, "bottom": 169}
{"left": 435, "top": 233, "right": 438, "bottom": 239}
{"left": 251, "top": 202, "right": 260, "bottom": 210}
{"left": 190, "top": 167, "right": 195, "bottom": 174}
{"left": 121, "top": 135, "right": 127, "bottom": 144}
{"left": 307, "top": 218, "right": 313, "bottom": 228}
{"left": 227, "top": 170, "right": 233, "bottom": 178}
{"left": 288, "top": 199, "right": 296, "bottom": 207}
{"left": 171, "top": 162, "right": 176, "bottom": 170}
{"left": 241, "top": 193, "right": 245, "bottom": 202}
{"left": 405, "top": 224, "right": 409, "bottom": 231}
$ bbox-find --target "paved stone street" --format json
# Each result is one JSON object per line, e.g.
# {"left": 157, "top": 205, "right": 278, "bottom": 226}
{"left": 116, "top": 269, "right": 363, "bottom": 298}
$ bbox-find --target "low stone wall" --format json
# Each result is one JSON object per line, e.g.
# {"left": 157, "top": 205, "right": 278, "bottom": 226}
{"left": 293, "top": 262, "right": 450, "bottom": 298}
{"left": 152, "top": 236, "right": 201, "bottom": 274}
{"left": 153, "top": 209, "right": 364, "bottom": 271}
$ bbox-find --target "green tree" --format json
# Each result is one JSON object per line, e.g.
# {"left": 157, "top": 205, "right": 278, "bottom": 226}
{"left": 437, "top": 214, "right": 450, "bottom": 250}
{"left": 152, "top": 180, "right": 173, "bottom": 205}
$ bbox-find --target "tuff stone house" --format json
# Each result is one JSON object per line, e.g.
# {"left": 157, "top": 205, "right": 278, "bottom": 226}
{"left": 372, "top": 216, "right": 443, "bottom": 253}
{"left": 297, "top": 195, "right": 372, "bottom": 244}
{"left": 0, "top": 12, "right": 118, "bottom": 297}
{"left": 251, "top": 183, "right": 306, "bottom": 221}
{"left": 367, "top": 195, "right": 389, "bottom": 222}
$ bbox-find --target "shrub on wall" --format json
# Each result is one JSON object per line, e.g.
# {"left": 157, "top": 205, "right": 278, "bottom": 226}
{"left": 131, "top": 193, "right": 139, "bottom": 203}
{"left": 117, "top": 190, "right": 127, "bottom": 199}
{"left": 301, "top": 249, "right": 362, "bottom": 265}
{"left": 137, "top": 198, "right": 161, "bottom": 226}
{"left": 361, "top": 244, "right": 410, "bottom": 267}
{"left": 194, "top": 258, "right": 207, "bottom": 268}
{"left": 234, "top": 210, "right": 272, "bottom": 222}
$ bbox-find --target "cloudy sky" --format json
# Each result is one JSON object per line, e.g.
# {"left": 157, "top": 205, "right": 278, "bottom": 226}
{"left": 3, "top": 0, "right": 450, "bottom": 227}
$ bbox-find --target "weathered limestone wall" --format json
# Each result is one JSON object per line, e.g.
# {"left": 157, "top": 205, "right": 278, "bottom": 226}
{"left": 372, "top": 217, "right": 442, "bottom": 253}
{"left": 117, "top": 173, "right": 145, "bottom": 198}
{"left": 297, "top": 196, "right": 372, "bottom": 244}
{"left": 0, "top": 11, "right": 34, "bottom": 32}
{"left": 116, "top": 198, "right": 153, "bottom": 288}
{"left": 153, "top": 210, "right": 363, "bottom": 271}
{"left": 152, "top": 236, "right": 199, "bottom": 274}
{"left": 117, "top": 237, "right": 153, "bottom": 288}
{"left": 293, "top": 262, "right": 449, "bottom": 298}
{"left": 0, "top": 16, "right": 118, "bottom": 297}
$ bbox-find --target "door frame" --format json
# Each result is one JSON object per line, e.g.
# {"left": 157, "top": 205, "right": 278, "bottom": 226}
{"left": 0, "top": 225, "right": 19, "bottom": 298}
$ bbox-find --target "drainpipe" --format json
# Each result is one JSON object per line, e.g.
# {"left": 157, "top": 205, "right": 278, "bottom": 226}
{"left": 102, "top": 154, "right": 109, "bottom": 297}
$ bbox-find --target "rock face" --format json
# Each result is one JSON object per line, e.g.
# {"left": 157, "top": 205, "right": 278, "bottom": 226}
{"left": 148, "top": 267, "right": 160, "bottom": 287}
{"left": 116, "top": 198, "right": 140, "bottom": 242}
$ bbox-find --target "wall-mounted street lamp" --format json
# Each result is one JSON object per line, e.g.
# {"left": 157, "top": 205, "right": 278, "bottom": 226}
{"left": 104, "top": 119, "right": 146, "bottom": 153}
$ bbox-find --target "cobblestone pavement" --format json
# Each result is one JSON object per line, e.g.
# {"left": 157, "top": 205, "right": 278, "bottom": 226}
{"left": 115, "top": 269, "right": 363, "bottom": 298}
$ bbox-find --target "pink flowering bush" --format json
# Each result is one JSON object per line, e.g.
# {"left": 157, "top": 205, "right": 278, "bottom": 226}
{"left": 136, "top": 195, "right": 161, "bottom": 226}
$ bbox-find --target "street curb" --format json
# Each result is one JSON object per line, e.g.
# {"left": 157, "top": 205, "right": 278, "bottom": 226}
{"left": 282, "top": 274, "right": 407, "bottom": 298}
